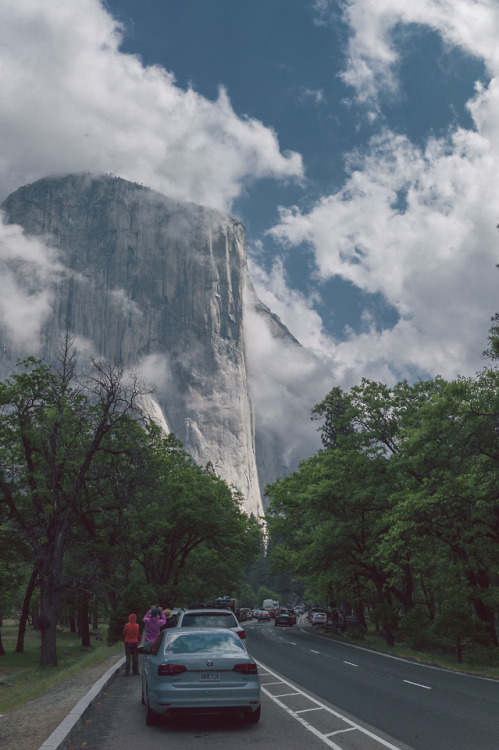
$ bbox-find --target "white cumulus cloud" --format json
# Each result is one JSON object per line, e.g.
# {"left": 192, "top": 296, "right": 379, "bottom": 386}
{"left": 337, "top": 0, "right": 499, "bottom": 110}
{"left": 0, "top": 0, "right": 303, "bottom": 211}
{"left": 266, "top": 0, "right": 499, "bottom": 386}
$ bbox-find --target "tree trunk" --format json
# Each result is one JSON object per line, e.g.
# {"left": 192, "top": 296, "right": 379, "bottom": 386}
{"left": 327, "top": 581, "right": 335, "bottom": 614}
{"left": 420, "top": 575, "right": 436, "bottom": 621}
{"left": 353, "top": 600, "right": 368, "bottom": 631}
{"left": 354, "top": 578, "right": 367, "bottom": 630}
{"left": 31, "top": 604, "right": 39, "bottom": 630}
{"left": 384, "top": 627, "right": 395, "bottom": 647}
{"left": 78, "top": 596, "right": 91, "bottom": 648}
{"left": 15, "top": 566, "right": 39, "bottom": 653}
{"left": 390, "top": 563, "right": 414, "bottom": 613}
{"left": 471, "top": 596, "right": 498, "bottom": 647}
{"left": 458, "top": 554, "right": 498, "bottom": 646}
{"left": 0, "top": 614, "right": 5, "bottom": 656}
{"left": 39, "top": 557, "right": 63, "bottom": 667}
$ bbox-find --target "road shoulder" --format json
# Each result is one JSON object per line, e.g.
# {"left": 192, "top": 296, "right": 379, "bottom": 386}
{"left": 0, "top": 653, "right": 124, "bottom": 750}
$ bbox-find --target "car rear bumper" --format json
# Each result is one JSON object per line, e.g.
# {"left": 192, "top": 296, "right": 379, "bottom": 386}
{"left": 156, "top": 703, "right": 261, "bottom": 718}
{"left": 149, "top": 684, "right": 260, "bottom": 713}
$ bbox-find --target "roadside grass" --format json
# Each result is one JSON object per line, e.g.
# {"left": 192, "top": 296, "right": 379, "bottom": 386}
{"left": 0, "top": 619, "right": 122, "bottom": 714}
{"left": 317, "top": 627, "right": 499, "bottom": 679}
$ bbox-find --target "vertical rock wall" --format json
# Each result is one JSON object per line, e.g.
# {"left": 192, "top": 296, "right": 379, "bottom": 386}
{"left": 1, "top": 174, "right": 264, "bottom": 518}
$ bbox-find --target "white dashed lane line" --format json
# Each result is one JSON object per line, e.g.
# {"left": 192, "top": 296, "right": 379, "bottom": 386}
{"left": 403, "top": 679, "right": 432, "bottom": 689}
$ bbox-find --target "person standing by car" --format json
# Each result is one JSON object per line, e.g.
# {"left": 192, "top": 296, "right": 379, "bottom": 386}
{"left": 143, "top": 606, "right": 166, "bottom": 644}
{"left": 123, "top": 613, "right": 140, "bottom": 676}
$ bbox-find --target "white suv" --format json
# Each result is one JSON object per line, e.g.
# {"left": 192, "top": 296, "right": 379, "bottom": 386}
{"left": 176, "top": 608, "right": 246, "bottom": 639}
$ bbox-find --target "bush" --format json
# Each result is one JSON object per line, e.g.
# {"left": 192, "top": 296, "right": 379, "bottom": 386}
{"left": 370, "top": 604, "right": 399, "bottom": 646}
{"left": 398, "top": 606, "right": 435, "bottom": 651}
{"left": 348, "top": 630, "right": 365, "bottom": 641}
{"left": 430, "top": 602, "right": 489, "bottom": 663}
{"left": 465, "top": 646, "right": 499, "bottom": 668}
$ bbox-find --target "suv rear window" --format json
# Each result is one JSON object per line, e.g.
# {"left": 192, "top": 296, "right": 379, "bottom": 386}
{"left": 181, "top": 612, "right": 237, "bottom": 628}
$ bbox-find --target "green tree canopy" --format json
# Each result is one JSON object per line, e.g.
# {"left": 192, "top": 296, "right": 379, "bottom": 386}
{"left": 267, "top": 369, "right": 499, "bottom": 649}
{"left": 0, "top": 338, "right": 151, "bottom": 665}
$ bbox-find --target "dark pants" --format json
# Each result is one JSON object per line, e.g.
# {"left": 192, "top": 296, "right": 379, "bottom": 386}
{"left": 125, "top": 643, "right": 139, "bottom": 675}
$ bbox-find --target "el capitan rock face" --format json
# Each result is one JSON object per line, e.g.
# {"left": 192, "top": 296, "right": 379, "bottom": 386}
{"left": 1, "top": 173, "right": 294, "bottom": 517}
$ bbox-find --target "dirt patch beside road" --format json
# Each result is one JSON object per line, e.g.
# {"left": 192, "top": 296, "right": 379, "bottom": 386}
{"left": 0, "top": 653, "right": 123, "bottom": 750}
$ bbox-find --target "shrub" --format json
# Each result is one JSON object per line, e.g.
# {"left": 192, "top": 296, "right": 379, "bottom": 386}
{"left": 398, "top": 606, "right": 435, "bottom": 651}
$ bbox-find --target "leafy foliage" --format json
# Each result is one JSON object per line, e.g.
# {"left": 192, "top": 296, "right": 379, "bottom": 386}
{"left": 0, "top": 338, "right": 263, "bottom": 662}
{"left": 267, "top": 352, "right": 499, "bottom": 653}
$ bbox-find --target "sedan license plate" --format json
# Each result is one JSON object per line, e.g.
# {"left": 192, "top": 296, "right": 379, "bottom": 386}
{"left": 200, "top": 672, "right": 220, "bottom": 681}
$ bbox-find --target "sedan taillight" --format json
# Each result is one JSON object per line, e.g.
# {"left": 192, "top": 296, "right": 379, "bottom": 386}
{"left": 236, "top": 629, "right": 246, "bottom": 639}
{"left": 157, "top": 664, "right": 187, "bottom": 676}
{"left": 233, "top": 662, "right": 258, "bottom": 674}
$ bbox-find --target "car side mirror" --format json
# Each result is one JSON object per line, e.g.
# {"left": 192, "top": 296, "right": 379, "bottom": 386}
{"left": 138, "top": 643, "right": 152, "bottom": 654}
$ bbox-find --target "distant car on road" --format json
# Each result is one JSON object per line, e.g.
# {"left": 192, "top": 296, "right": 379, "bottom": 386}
{"left": 256, "top": 610, "right": 271, "bottom": 622}
{"left": 307, "top": 608, "right": 324, "bottom": 621}
{"left": 277, "top": 608, "right": 296, "bottom": 624}
{"left": 274, "top": 612, "right": 293, "bottom": 627}
{"left": 141, "top": 627, "right": 261, "bottom": 725}
{"left": 311, "top": 612, "right": 327, "bottom": 626}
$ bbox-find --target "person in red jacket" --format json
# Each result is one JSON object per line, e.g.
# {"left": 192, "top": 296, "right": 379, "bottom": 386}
{"left": 123, "top": 613, "right": 140, "bottom": 676}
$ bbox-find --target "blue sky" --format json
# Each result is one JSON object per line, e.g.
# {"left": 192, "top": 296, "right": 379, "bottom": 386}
{"left": 103, "top": 0, "right": 494, "bottom": 352}
{"left": 0, "top": 1, "right": 498, "bottom": 462}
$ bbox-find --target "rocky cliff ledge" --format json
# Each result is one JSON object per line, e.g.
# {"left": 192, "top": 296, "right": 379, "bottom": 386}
{"left": 1, "top": 173, "right": 288, "bottom": 517}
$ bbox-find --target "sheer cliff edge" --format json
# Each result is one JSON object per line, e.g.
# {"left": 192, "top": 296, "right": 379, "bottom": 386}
{"left": 0, "top": 173, "right": 306, "bottom": 516}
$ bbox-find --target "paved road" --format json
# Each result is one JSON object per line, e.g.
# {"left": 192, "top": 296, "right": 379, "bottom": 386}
{"left": 67, "top": 656, "right": 409, "bottom": 750}
{"left": 65, "top": 618, "right": 498, "bottom": 750}
{"left": 245, "top": 617, "right": 499, "bottom": 750}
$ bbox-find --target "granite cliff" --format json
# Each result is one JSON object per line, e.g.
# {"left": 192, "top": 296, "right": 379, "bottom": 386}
{"left": 0, "top": 174, "right": 301, "bottom": 517}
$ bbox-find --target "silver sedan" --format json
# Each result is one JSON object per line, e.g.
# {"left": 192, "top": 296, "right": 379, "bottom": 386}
{"left": 141, "top": 627, "right": 261, "bottom": 725}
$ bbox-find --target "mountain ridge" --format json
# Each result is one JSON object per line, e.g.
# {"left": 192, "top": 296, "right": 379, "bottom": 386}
{"left": 0, "top": 173, "right": 302, "bottom": 515}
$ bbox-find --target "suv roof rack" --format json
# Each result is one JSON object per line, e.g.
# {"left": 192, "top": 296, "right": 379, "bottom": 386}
{"left": 187, "top": 602, "right": 227, "bottom": 609}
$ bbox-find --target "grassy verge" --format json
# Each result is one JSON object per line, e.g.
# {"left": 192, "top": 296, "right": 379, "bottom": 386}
{"left": 316, "top": 627, "right": 499, "bottom": 679}
{"left": 0, "top": 619, "right": 122, "bottom": 714}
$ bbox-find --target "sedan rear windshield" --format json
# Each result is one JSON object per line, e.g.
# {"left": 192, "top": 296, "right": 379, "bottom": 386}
{"left": 181, "top": 612, "right": 238, "bottom": 628}
{"left": 165, "top": 632, "right": 245, "bottom": 654}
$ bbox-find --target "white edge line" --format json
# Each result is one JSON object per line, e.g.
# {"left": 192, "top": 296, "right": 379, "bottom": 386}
{"left": 325, "top": 727, "right": 356, "bottom": 737}
{"left": 260, "top": 686, "right": 344, "bottom": 750}
{"left": 257, "top": 659, "right": 404, "bottom": 750}
{"left": 273, "top": 692, "right": 301, "bottom": 698}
